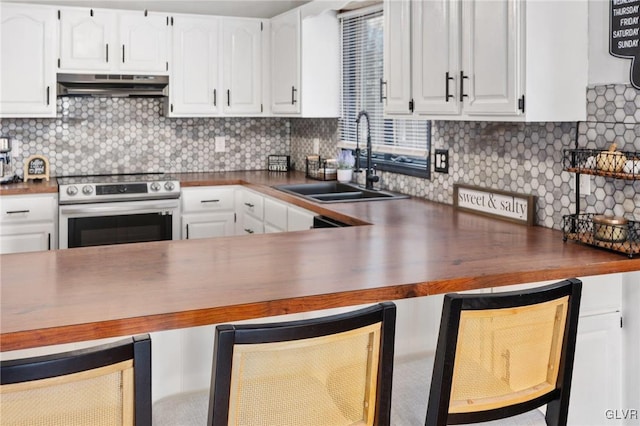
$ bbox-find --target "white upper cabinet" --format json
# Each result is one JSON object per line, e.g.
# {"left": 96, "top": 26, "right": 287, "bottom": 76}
{"left": 461, "top": 0, "right": 519, "bottom": 116}
{"left": 271, "top": 9, "right": 300, "bottom": 114}
{"left": 119, "top": 11, "right": 169, "bottom": 73}
{"left": 222, "top": 18, "right": 263, "bottom": 114}
{"left": 383, "top": 0, "right": 588, "bottom": 122}
{"left": 169, "top": 14, "right": 219, "bottom": 116}
{"left": 411, "top": 0, "right": 460, "bottom": 115}
{"left": 0, "top": 3, "right": 56, "bottom": 117}
{"left": 58, "top": 8, "right": 116, "bottom": 72}
{"left": 383, "top": 0, "right": 412, "bottom": 115}
{"left": 58, "top": 7, "right": 169, "bottom": 74}
{"left": 269, "top": 7, "right": 339, "bottom": 117}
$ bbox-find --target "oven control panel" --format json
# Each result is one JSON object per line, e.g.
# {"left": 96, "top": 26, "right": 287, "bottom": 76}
{"left": 59, "top": 180, "right": 181, "bottom": 204}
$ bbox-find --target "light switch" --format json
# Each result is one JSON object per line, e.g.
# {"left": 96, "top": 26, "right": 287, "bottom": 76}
{"left": 215, "top": 136, "right": 226, "bottom": 153}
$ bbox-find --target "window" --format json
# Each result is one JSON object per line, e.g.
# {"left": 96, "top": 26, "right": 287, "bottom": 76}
{"left": 339, "top": 7, "right": 431, "bottom": 178}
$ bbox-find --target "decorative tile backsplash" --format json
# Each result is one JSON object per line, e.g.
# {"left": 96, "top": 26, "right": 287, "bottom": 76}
{"left": 0, "top": 97, "right": 290, "bottom": 176}
{"left": 1, "top": 85, "right": 637, "bottom": 232}
{"left": 290, "top": 84, "right": 640, "bottom": 230}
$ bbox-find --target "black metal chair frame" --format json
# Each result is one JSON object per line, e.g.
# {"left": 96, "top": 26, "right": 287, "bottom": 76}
{"left": 207, "top": 302, "right": 397, "bottom": 426}
{"left": 1, "top": 334, "right": 152, "bottom": 426}
{"left": 426, "top": 278, "right": 582, "bottom": 426}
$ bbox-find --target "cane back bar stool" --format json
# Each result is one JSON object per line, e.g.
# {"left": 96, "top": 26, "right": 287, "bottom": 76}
{"left": 425, "top": 278, "right": 582, "bottom": 426}
{"left": 153, "top": 302, "right": 397, "bottom": 426}
{"left": 1, "top": 334, "right": 152, "bottom": 426}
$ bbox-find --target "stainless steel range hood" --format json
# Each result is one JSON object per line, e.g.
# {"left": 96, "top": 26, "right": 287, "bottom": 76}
{"left": 57, "top": 73, "right": 169, "bottom": 97}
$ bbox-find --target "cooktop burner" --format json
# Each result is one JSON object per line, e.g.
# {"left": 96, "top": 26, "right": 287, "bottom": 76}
{"left": 58, "top": 172, "right": 180, "bottom": 204}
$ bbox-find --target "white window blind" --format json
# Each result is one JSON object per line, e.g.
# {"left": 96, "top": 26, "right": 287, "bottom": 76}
{"left": 339, "top": 8, "right": 430, "bottom": 158}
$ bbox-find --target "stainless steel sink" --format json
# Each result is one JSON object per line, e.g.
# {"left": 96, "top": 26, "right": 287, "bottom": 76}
{"left": 274, "top": 182, "right": 409, "bottom": 203}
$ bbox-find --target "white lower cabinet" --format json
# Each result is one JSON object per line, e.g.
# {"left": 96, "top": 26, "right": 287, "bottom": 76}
{"left": 287, "top": 205, "right": 314, "bottom": 231}
{"left": 0, "top": 193, "right": 57, "bottom": 253}
{"left": 569, "top": 312, "right": 623, "bottom": 426}
{"left": 264, "top": 197, "right": 287, "bottom": 233}
{"left": 181, "top": 186, "right": 236, "bottom": 240}
{"left": 239, "top": 213, "right": 264, "bottom": 235}
{"left": 236, "top": 188, "right": 264, "bottom": 235}
{"left": 182, "top": 213, "right": 234, "bottom": 240}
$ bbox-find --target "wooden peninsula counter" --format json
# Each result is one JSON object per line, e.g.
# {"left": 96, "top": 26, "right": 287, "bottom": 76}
{"left": 1, "top": 171, "right": 639, "bottom": 351}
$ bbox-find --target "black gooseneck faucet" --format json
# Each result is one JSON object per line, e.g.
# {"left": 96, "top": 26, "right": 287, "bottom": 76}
{"left": 355, "top": 110, "right": 380, "bottom": 190}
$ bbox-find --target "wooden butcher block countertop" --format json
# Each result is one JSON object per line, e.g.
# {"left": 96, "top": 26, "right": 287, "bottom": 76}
{"left": 1, "top": 171, "right": 638, "bottom": 351}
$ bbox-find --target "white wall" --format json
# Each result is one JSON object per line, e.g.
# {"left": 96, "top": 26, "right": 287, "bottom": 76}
{"left": 588, "top": 0, "right": 634, "bottom": 85}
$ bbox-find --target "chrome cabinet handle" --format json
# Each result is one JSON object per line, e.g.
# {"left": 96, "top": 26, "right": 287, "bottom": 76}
{"left": 46, "top": 87, "right": 50, "bottom": 105}
{"left": 106, "top": 44, "right": 109, "bottom": 62}
{"left": 186, "top": 224, "right": 189, "bottom": 239}
{"left": 201, "top": 199, "right": 220, "bottom": 203}
{"left": 227, "top": 90, "right": 230, "bottom": 106}
{"left": 122, "top": 45, "right": 125, "bottom": 63}
{"left": 47, "top": 233, "right": 51, "bottom": 250}
{"left": 6, "top": 210, "right": 30, "bottom": 214}
{"left": 244, "top": 202, "right": 254, "bottom": 208}
{"left": 213, "top": 89, "right": 217, "bottom": 106}
{"left": 244, "top": 228, "right": 254, "bottom": 234}
{"left": 291, "top": 86, "right": 297, "bottom": 105}
{"left": 379, "top": 78, "right": 387, "bottom": 103}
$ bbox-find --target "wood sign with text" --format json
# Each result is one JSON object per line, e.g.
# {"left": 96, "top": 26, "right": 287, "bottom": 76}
{"left": 610, "top": 0, "right": 640, "bottom": 89}
{"left": 453, "top": 184, "right": 536, "bottom": 226}
{"left": 23, "top": 155, "right": 50, "bottom": 182}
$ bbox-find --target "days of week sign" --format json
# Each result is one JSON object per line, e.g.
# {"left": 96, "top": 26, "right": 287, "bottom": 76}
{"left": 610, "top": 0, "right": 640, "bottom": 89}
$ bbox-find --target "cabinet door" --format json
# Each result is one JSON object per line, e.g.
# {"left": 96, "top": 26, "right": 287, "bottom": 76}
{"left": 119, "top": 11, "right": 169, "bottom": 73}
{"left": 412, "top": 0, "right": 460, "bottom": 115}
{"left": 170, "top": 15, "right": 219, "bottom": 116}
{"left": 264, "top": 198, "right": 287, "bottom": 231}
{"left": 461, "top": 0, "right": 520, "bottom": 115}
{"left": 287, "top": 206, "right": 314, "bottom": 231}
{"left": 183, "top": 213, "right": 234, "bottom": 240}
{"left": 222, "top": 18, "right": 262, "bottom": 114}
{"left": 569, "top": 312, "right": 623, "bottom": 426}
{"left": 58, "top": 8, "right": 117, "bottom": 72}
{"left": 271, "top": 9, "right": 300, "bottom": 114}
{"left": 239, "top": 213, "right": 264, "bottom": 235}
{"left": 0, "top": 4, "right": 56, "bottom": 117}
{"left": 383, "top": 0, "right": 412, "bottom": 115}
{"left": 0, "top": 223, "right": 54, "bottom": 254}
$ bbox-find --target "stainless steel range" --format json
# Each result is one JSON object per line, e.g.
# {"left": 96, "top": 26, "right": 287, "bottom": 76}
{"left": 58, "top": 173, "right": 181, "bottom": 249}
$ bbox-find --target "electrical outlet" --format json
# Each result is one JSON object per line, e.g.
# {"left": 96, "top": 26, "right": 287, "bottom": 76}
{"left": 313, "top": 138, "right": 320, "bottom": 154}
{"left": 579, "top": 173, "right": 590, "bottom": 195}
{"left": 434, "top": 149, "right": 449, "bottom": 173}
{"left": 215, "top": 136, "right": 226, "bottom": 153}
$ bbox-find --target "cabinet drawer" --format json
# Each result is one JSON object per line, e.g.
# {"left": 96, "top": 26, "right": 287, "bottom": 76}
{"left": 264, "top": 198, "right": 287, "bottom": 230}
{"left": 239, "top": 190, "right": 264, "bottom": 220}
{"left": 182, "top": 187, "right": 235, "bottom": 213}
{"left": 240, "top": 213, "right": 264, "bottom": 235}
{"left": 0, "top": 194, "right": 56, "bottom": 224}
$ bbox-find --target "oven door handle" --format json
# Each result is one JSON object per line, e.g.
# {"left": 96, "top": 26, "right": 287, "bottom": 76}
{"left": 60, "top": 200, "right": 179, "bottom": 215}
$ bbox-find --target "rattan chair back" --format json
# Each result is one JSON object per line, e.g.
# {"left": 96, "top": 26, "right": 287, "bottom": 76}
{"left": 426, "top": 279, "right": 582, "bottom": 426}
{"left": 1, "top": 335, "right": 151, "bottom": 426}
{"left": 208, "top": 303, "right": 396, "bottom": 426}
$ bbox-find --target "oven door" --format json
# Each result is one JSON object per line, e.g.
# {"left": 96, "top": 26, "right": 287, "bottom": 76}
{"left": 59, "top": 199, "right": 180, "bottom": 249}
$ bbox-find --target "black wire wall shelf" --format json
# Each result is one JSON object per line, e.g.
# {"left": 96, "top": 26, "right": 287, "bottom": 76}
{"left": 562, "top": 213, "right": 639, "bottom": 258}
